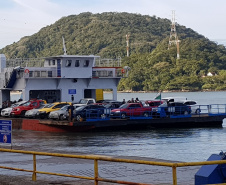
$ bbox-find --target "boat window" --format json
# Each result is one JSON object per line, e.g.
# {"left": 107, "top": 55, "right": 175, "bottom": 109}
{"left": 41, "top": 71, "right": 46, "bottom": 77}
{"left": 84, "top": 60, "right": 89, "bottom": 67}
{"left": 34, "top": 71, "right": 40, "bottom": 77}
{"left": 75, "top": 60, "right": 80, "bottom": 67}
{"left": 48, "top": 60, "right": 51, "bottom": 66}
{"left": 108, "top": 71, "right": 113, "bottom": 77}
{"left": 65, "top": 60, "right": 72, "bottom": 67}
{"left": 52, "top": 60, "right": 55, "bottom": 65}
{"left": 29, "top": 71, "right": 33, "bottom": 77}
{"left": 48, "top": 71, "right": 52, "bottom": 77}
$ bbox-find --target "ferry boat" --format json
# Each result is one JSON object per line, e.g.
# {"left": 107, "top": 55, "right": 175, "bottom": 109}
{"left": 0, "top": 50, "right": 226, "bottom": 132}
{"left": 0, "top": 53, "right": 128, "bottom": 108}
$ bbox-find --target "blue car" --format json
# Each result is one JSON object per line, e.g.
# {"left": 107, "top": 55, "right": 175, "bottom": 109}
{"left": 74, "top": 104, "right": 106, "bottom": 121}
{"left": 159, "top": 102, "right": 191, "bottom": 115}
{"left": 152, "top": 102, "right": 191, "bottom": 117}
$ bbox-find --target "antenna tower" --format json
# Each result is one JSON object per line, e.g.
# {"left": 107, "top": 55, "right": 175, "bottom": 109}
{"left": 168, "top": 10, "right": 180, "bottom": 59}
{"left": 126, "top": 34, "right": 130, "bottom": 57}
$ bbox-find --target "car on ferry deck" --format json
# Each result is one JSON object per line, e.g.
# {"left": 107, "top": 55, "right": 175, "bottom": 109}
{"left": 140, "top": 100, "right": 164, "bottom": 107}
{"left": 37, "top": 102, "right": 71, "bottom": 119}
{"left": 103, "top": 101, "right": 124, "bottom": 116}
{"left": 95, "top": 99, "right": 114, "bottom": 105}
{"left": 161, "top": 97, "right": 187, "bottom": 103}
{"left": 48, "top": 104, "right": 70, "bottom": 120}
{"left": 11, "top": 99, "right": 47, "bottom": 117}
{"left": 110, "top": 103, "right": 153, "bottom": 119}
{"left": 1, "top": 100, "right": 27, "bottom": 117}
{"left": 73, "top": 98, "right": 96, "bottom": 107}
{"left": 25, "top": 103, "right": 50, "bottom": 118}
{"left": 153, "top": 101, "right": 191, "bottom": 117}
{"left": 74, "top": 104, "right": 106, "bottom": 121}
{"left": 180, "top": 100, "right": 201, "bottom": 114}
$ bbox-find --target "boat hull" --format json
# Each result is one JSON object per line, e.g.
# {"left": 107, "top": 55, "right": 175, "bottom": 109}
{"left": 5, "top": 114, "right": 225, "bottom": 132}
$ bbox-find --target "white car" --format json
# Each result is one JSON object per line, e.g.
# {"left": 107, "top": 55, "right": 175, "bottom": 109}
{"left": 73, "top": 98, "right": 96, "bottom": 107}
{"left": 161, "top": 97, "right": 201, "bottom": 114}
{"left": 161, "top": 97, "right": 187, "bottom": 103}
{"left": 180, "top": 100, "right": 201, "bottom": 114}
{"left": 1, "top": 101, "right": 27, "bottom": 117}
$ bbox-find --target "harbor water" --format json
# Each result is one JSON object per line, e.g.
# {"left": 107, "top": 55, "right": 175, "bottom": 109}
{"left": 1, "top": 91, "right": 226, "bottom": 184}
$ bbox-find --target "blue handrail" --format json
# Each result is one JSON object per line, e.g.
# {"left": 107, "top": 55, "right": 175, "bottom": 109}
{"left": 74, "top": 104, "right": 226, "bottom": 121}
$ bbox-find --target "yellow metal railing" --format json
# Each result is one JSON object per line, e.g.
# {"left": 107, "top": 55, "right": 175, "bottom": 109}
{"left": 0, "top": 148, "right": 226, "bottom": 185}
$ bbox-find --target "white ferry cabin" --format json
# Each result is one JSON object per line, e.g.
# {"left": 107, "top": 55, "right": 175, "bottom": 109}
{"left": 0, "top": 54, "right": 126, "bottom": 107}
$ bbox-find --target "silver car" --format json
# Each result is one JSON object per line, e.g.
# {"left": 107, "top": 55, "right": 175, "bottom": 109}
{"left": 48, "top": 105, "right": 70, "bottom": 120}
{"left": 25, "top": 104, "right": 49, "bottom": 118}
{"left": 1, "top": 101, "right": 27, "bottom": 117}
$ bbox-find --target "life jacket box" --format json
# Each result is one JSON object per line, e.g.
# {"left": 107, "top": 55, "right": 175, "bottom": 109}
{"left": 195, "top": 153, "right": 226, "bottom": 185}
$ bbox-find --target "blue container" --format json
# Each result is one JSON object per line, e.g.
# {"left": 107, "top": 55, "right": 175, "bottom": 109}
{"left": 195, "top": 152, "right": 226, "bottom": 185}
{"left": 158, "top": 107, "right": 166, "bottom": 118}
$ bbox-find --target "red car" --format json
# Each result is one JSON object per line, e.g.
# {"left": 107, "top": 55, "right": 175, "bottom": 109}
{"left": 110, "top": 103, "right": 152, "bottom": 118}
{"left": 11, "top": 99, "right": 47, "bottom": 117}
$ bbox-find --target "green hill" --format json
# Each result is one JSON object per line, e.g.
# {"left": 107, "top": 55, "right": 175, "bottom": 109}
{"left": 1, "top": 12, "right": 226, "bottom": 91}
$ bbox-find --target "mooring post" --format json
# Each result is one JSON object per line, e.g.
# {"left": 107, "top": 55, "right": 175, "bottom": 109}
{"left": 94, "top": 159, "right": 98, "bottom": 185}
{"left": 172, "top": 165, "right": 177, "bottom": 185}
{"left": 32, "top": 154, "right": 37, "bottom": 181}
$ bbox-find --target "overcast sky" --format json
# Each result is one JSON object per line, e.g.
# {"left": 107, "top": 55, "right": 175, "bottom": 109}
{"left": 0, "top": 0, "right": 226, "bottom": 49}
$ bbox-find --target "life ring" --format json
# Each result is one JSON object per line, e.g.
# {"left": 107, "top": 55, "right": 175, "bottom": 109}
{"left": 121, "top": 68, "right": 125, "bottom": 73}
{"left": 24, "top": 69, "right": 30, "bottom": 74}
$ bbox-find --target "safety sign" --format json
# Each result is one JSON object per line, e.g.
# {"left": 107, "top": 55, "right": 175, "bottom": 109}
{"left": 0, "top": 120, "right": 12, "bottom": 144}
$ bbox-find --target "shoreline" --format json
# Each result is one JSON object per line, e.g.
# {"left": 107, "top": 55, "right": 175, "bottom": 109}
{"left": 11, "top": 90, "right": 226, "bottom": 95}
{"left": 105, "top": 90, "right": 225, "bottom": 93}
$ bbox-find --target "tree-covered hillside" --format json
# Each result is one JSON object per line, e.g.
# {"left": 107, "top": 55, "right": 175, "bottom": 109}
{"left": 119, "top": 38, "right": 226, "bottom": 91}
{"left": 0, "top": 12, "right": 174, "bottom": 58}
{"left": 1, "top": 12, "right": 226, "bottom": 91}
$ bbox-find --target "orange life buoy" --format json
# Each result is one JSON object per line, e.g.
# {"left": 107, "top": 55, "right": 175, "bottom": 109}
{"left": 121, "top": 68, "right": 125, "bottom": 73}
{"left": 24, "top": 69, "right": 30, "bottom": 74}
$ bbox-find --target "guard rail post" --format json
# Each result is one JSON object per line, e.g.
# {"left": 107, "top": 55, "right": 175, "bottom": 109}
{"left": 32, "top": 154, "right": 37, "bottom": 181}
{"left": 94, "top": 159, "right": 98, "bottom": 185}
{"left": 172, "top": 164, "right": 177, "bottom": 185}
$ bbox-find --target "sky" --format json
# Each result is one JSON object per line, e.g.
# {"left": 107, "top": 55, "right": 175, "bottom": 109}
{"left": 1, "top": 0, "right": 226, "bottom": 49}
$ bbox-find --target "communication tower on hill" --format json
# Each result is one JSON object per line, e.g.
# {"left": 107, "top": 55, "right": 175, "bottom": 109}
{"left": 126, "top": 34, "right": 130, "bottom": 57}
{"left": 168, "top": 10, "right": 180, "bottom": 59}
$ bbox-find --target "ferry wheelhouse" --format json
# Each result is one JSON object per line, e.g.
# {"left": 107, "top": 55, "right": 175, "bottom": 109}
{"left": 0, "top": 54, "right": 128, "bottom": 107}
